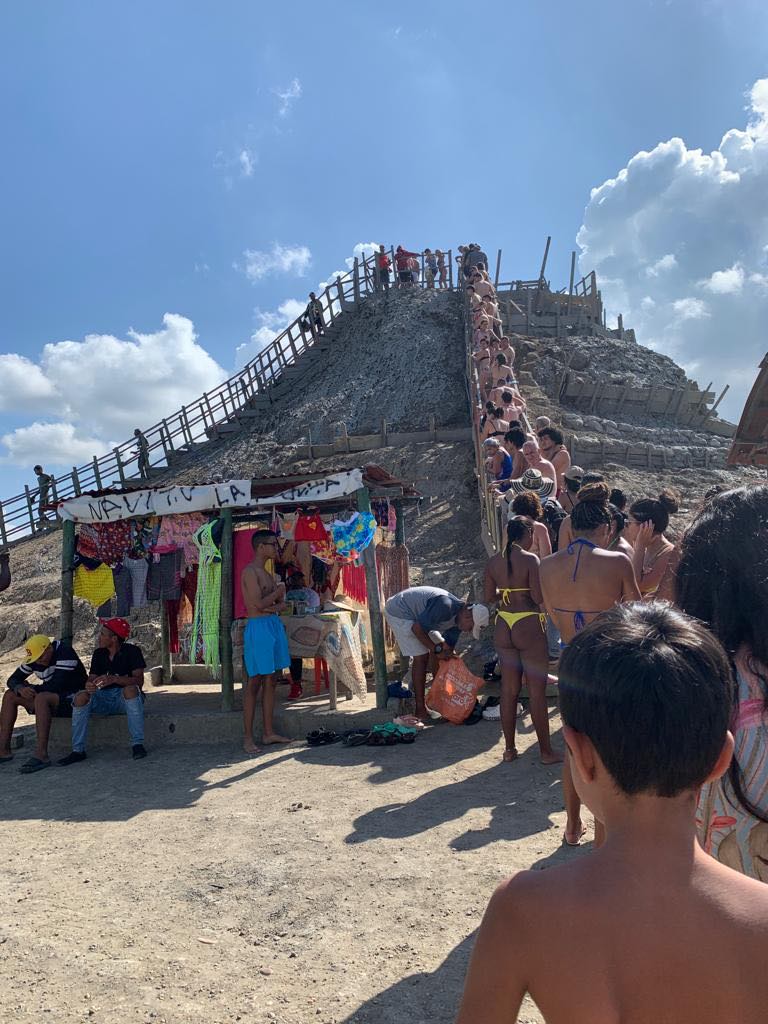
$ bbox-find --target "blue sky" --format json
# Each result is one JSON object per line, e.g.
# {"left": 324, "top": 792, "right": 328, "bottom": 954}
{"left": 1, "top": 0, "right": 767, "bottom": 497}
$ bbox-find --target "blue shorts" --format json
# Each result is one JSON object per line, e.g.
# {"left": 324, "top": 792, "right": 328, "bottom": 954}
{"left": 244, "top": 616, "right": 290, "bottom": 677}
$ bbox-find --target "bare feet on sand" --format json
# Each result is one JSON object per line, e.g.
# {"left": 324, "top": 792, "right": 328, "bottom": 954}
{"left": 262, "top": 734, "right": 292, "bottom": 745}
{"left": 502, "top": 748, "right": 518, "bottom": 763}
{"left": 540, "top": 749, "right": 564, "bottom": 765}
{"left": 243, "top": 741, "right": 262, "bottom": 755}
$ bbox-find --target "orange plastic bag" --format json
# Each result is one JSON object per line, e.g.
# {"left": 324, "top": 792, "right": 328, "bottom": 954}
{"left": 426, "top": 657, "right": 485, "bottom": 724}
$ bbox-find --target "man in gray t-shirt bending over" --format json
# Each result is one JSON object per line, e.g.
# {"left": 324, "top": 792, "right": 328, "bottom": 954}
{"left": 384, "top": 586, "right": 489, "bottom": 721}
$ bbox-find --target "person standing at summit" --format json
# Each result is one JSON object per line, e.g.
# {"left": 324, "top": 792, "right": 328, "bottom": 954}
{"left": 394, "top": 245, "right": 420, "bottom": 288}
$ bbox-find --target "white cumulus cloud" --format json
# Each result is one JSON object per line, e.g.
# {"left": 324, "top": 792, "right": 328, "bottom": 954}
{"left": 577, "top": 77, "right": 768, "bottom": 422}
{"left": 701, "top": 263, "right": 745, "bottom": 294}
{"left": 1, "top": 422, "right": 111, "bottom": 467}
{"left": 0, "top": 314, "right": 226, "bottom": 467}
{"left": 274, "top": 78, "right": 302, "bottom": 117}
{"left": 646, "top": 254, "right": 677, "bottom": 277}
{"left": 0, "top": 354, "right": 58, "bottom": 411}
{"left": 235, "top": 299, "right": 307, "bottom": 366}
{"left": 235, "top": 243, "right": 312, "bottom": 283}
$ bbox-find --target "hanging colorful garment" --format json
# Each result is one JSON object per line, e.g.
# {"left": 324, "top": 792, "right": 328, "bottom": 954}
{"left": 153, "top": 512, "right": 207, "bottom": 563}
{"left": 294, "top": 513, "right": 328, "bottom": 543}
{"left": 192, "top": 520, "right": 222, "bottom": 676}
{"left": 80, "top": 522, "right": 132, "bottom": 567}
{"left": 341, "top": 563, "right": 368, "bottom": 605}
{"left": 278, "top": 513, "right": 297, "bottom": 540}
{"left": 113, "top": 563, "right": 132, "bottom": 617}
{"left": 331, "top": 512, "right": 377, "bottom": 560}
{"left": 311, "top": 537, "right": 337, "bottom": 564}
{"left": 128, "top": 518, "right": 156, "bottom": 559}
{"left": 147, "top": 550, "right": 183, "bottom": 601}
{"left": 165, "top": 599, "right": 181, "bottom": 655}
{"left": 73, "top": 563, "right": 116, "bottom": 608}
{"left": 124, "top": 555, "right": 150, "bottom": 609}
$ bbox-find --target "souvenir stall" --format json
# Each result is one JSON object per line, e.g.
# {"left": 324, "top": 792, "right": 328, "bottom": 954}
{"left": 56, "top": 467, "right": 417, "bottom": 710}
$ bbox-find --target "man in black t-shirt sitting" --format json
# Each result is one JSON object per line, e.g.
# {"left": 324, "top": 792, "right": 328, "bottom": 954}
{"left": 0, "top": 634, "right": 87, "bottom": 773}
{"left": 59, "top": 618, "right": 148, "bottom": 765}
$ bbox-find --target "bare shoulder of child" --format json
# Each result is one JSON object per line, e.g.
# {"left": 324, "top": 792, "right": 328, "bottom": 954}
{"left": 458, "top": 602, "right": 768, "bottom": 1024}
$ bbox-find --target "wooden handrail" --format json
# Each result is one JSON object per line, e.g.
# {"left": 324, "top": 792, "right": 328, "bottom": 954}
{"left": 0, "top": 245, "right": 457, "bottom": 546}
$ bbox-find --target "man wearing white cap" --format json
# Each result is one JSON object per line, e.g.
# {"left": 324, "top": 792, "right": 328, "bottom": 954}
{"left": 384, "top": 587, "right": 489, "bottom": 721}
{"left": 0, "top": 634, "right": 87, "bottom": 773}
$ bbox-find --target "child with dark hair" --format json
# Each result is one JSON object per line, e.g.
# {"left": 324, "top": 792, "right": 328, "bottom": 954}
{"left": 457, "top": 602, "right": 768, "bottom": 1024}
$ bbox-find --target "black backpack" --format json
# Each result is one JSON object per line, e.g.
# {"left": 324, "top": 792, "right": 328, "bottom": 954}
{"left": 541, "top": 498, "right": 567, "bottom": 552}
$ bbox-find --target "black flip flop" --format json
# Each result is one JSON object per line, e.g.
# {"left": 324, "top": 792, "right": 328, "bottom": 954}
{"left": 342, "top": 729, "right": 370, "bottom": 747}
{"left": 0, "top": 755, "right": 14, "bottom": 764}
{"left": 464, "top": 701, "right": 484, "bottom": 725}
{"left": 19, "top": 757, "right": 51, "bottom": 774}
{"left": 305, "top": 729, "right": 339, "bottom": 747}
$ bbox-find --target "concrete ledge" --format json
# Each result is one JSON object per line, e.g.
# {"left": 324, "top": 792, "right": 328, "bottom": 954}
{"left": 11, "top": 684, "right": 393, "bottom": 753}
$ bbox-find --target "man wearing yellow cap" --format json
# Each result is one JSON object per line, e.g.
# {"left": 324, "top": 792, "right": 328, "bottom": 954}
{"left": 0, "top": 634, "right": 87, "bottom": 773}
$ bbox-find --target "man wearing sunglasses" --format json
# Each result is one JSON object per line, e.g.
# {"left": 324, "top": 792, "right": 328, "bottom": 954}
{"left": 240, "top": 530, "right": 291, "bottom": 753}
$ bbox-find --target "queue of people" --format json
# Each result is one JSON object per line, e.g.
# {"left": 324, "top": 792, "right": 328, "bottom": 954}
{"left": 456, "top": 251, "right": 768, "bottom": 1020}
{"left": 462, "top": 251, "right": 767, "bottom": 874}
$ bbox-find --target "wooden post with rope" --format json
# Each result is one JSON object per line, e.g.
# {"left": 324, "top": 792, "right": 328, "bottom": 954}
{"left": 219, "top": 507, "right": 234, "bottom": 711}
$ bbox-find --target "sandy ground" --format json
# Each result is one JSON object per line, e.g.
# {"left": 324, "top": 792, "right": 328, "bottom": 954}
{"left": 0, "top": 701, "right": 588, "bottom": 1024}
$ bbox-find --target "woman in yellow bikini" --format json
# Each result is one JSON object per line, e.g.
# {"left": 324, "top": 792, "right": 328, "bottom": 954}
{"left": 484, "top": 516, "right": 562, "bottom": 765}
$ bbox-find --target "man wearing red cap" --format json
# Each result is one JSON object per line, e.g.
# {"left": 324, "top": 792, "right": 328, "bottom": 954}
{"left": 59, "top": 618, "right": 147, "bottom": 764}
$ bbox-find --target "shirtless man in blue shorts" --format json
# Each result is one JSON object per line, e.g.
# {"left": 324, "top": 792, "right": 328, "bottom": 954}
{"left": 240, "top": 529, "right": 292, "bottom": 753}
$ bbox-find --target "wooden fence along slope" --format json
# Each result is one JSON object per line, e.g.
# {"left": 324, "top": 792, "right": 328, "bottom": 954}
{"left": 0, "top": 248, "right": 456, "bottom": 547}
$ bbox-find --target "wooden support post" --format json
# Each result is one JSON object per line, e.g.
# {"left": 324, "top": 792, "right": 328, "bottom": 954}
{"left": 538, "top": 235, "right": 552, "bottom": 284}
{"left": 219, "top": 507, "right": 234, "bottom": 711}
{"left": 113, "top": 448, "right": 127, "bottom": 486}
{"left": 394, "top": 500, "right": 406, "bottom": 547}
{"left": 60, "top": 519, "right": 75, "bottom": 646}
{"left": 92, "top": 457, "right": 102, "bottom": 490}
{"left": 71, "top": 467, "right": 81, "bottom": 496}
{"left": 353, "top": 257, "right": 361, "bottom": 304}
{"left": 335, "top": 276, "right": 344, "bottom": 313}
{"left": 701, "top": 384, "right": 730, "bottom": 427}
{"left": 617, "top": 313, "right": 624, "bottom": 339}
{"left": 24, "top": 485, "right": 36, "bottom": 533}
{"left": 160, "top": 602, "right": 172, "bottom": 683}
{"left": 356, "top": 487, "right": 388, "bottom": 709}
{"left": 494, "top": 249, "right": 501, "bottom": 289}
{"left": 180, "top": 406, "right": 193, "bottom": 445}
{"left": 162, "top": 418, "right": 175, "bottom": 451}
{"left": 566, "top": 251, "right": 576, "bottom": 317}
{"left": 0, "top": 502, "right": 8, "bottom": 549}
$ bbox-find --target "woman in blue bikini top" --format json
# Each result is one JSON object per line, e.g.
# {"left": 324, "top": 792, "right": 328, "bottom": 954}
{"left": 539, "top": 483, "right": 641, "bottom": 645}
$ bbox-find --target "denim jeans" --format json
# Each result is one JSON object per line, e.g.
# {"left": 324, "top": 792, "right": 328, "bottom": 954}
{"left": 71, "top": 687, "right": 145, "bottom": 751}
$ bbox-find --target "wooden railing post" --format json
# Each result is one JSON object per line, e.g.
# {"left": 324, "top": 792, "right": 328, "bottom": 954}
{"left": 60, "top": 519, "right": 76, "bottom": 646}
{"left": 24, "top": 485, "right": 36, "bottom": 533}
{"left": 336, "top": 275, "right": 345, "bottom": 312}
{"left": 0, "top": 502, "right": 8, "bottom": 549}
{"left": 71, "top": 468, "right": 81, "bottom": 496}
{"left": 494, "top": 249, "right": 501, "bottom": 289}
{"left": 92, "top": 457, "right": 102, "bottom": 490}
{"left": 113, "top": 448, "right": 127, "bottom": 486}
{"left": 353, "top": 257, "right": 361, "bottom": 304}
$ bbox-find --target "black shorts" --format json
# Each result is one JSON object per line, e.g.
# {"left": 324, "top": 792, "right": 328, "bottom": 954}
{"left": 398, "top": 270, "right": 413, "bottom": 283}
{"left": 27, "top": 690, "right": 74, "bottom": 718}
